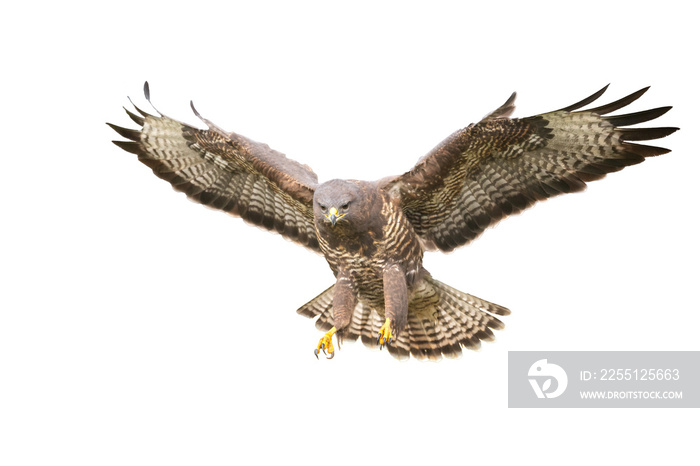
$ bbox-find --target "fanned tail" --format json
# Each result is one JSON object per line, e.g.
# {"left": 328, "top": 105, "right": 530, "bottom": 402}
{"left": 296, "top": 275, "right": 509, "bottom": 361}
{"left": 296, "top": 284, "right": 335, "bottom": 324}
{"left": 296, "top": 285, "right": 383, "bottom": 347}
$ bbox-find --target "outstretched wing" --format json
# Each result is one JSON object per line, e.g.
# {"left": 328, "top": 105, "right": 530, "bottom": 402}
{"left": 109, "top": 83, "right": 321, "bottom": 251}
{"left": 381, "top": 86, "right": 678, "bottom": 252}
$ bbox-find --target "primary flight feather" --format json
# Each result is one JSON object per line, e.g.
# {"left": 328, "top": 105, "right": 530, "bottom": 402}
{"left": 109, "top": 83, "right": 676, "bottom": 360}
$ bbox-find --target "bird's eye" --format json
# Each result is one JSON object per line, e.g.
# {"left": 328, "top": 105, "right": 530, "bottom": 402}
{"left": 319, "top": 203, "right": 327, "bottom": 210}
{"left": 341, "top": 203, "right": 349, "bottom": 210}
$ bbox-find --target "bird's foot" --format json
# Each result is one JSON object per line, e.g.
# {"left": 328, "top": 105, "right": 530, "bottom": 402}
{"left": 378, "top": 318, "right": 393, "bottom": 349}
{"left": 314, "top": 327, "right": 337, "bottom": 359}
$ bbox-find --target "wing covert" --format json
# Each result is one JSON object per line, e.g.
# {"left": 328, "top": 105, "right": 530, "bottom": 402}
{"left": 109, "top": 84, "right": 320, "bottom": 251}
{"left": 382, "top": 86, "right": 678, "bottom": 252}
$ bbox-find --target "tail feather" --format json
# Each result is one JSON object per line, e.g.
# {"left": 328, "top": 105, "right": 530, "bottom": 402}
{"left": 296, "top": 275, "right": 509, "bottom": 361}
{"left": 405, "top": 314, "right": 444, "bottom": 360}
{"left": 343, "top": 302, "right": 368, "bottom": 342}
{"left": 296, "top": 284, "right": 334, "bottom": 332}
{"left": 358, "top": 307, "right": 384, "bottom": 347}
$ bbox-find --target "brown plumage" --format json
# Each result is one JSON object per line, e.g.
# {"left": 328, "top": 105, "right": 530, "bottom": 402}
{"left": 109, "top": 83, "right": 677, "bottom": 360}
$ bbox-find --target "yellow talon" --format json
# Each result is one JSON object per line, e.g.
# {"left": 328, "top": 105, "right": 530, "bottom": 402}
{"left": 378, "top": 318, "right": 393, "bottom": 349}
{"left": 314, "top": 327, "right": 337, "bottom": 359}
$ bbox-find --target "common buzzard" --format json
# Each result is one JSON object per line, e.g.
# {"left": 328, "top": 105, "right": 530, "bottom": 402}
{"left": 109, "top": 83, "right": 676, "bottom": 360}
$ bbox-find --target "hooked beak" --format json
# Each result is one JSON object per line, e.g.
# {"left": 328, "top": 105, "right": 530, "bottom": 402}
{"left": 325, "top": 207, "right": 342, "bottom": 226}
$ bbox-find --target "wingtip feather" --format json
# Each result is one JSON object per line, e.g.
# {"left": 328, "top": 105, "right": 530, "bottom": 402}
{"left": 190, "top": 100, "right": 203, "bottom": 119}
{"left": 622, "top": 142, "right": 672, "bottom": 157}
{"left": 127, "top": 95, "right": 154, "bottom": 118}
{"left": 106, "top": 122, "right": 141, "bottom": 141}
{"left": 605, "top": 106, "right": 672, "bottom": 127}
{"left": 482, "top": 91, "right": 517, "bottom": 121}
{"left": 557, "top": 84, "right": 609, "bottom": 112}
{"left": 123, "top": 106, "right": 145, "bottom": 126}
{"left": 617, "top": 126, "right": 679, "bottom": 141}
{"left": 111, "top": 140, "right": 143, "bottom": 155}
{"left": 141, "top": 81, "right": 163, "bottom": 116}
{"left": 585, "top": 86, "right": 651, "bottom": 115}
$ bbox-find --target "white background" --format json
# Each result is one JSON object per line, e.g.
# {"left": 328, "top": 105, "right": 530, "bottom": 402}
{"left": 2, "top": 1, "right": 698, "bottom": 464}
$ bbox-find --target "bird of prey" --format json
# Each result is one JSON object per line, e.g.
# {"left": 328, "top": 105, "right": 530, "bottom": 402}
{"left": 109, "top": 83, "right": 676, "bottom": 360}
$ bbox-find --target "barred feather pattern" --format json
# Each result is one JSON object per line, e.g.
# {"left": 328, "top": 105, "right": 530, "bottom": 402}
{"left": 111, "top": 85, "right": 676, "bottom": 361}
{"left": 109, "top": 104, "right": 320, "bottom": 251}
{"left": 383, "top": 86, "right": 678, "bottom": 252}
{"left": 297, "top": 275, "right": 509, "bottom": 361}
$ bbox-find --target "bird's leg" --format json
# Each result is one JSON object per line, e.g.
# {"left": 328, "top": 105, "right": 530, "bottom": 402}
{"left": 379, "top": 264, "right": 408, "bottom": 350}
{"left": 313, "top": 271, "right": 356, "bottom": 360}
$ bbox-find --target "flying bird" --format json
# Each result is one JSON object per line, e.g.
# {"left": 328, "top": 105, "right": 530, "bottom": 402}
{"left": 109, "top": 83, "right": 677, "bottom": 360}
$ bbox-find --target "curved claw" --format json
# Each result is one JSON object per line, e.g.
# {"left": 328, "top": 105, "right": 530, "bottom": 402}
{"left": 314, "top": 327, "right": 337, "bottom": 360}
{"left": 378, "top": 318, "right": 393, "bottom": 350}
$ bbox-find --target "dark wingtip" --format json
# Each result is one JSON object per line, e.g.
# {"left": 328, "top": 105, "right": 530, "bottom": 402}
{"left": 141, "top": 81, "right": 163, "bottom": 115}
{"left": 585, "top": 86, "right": 651, "bottom": 115}
{"left": 497, "top": 306, "right": 511, "bottom": 316}
{"left": 127, "top": 95, "right": 154, "bottom": 119}
{"left": 500, "top": 91, "right": 517, "bottom": 114}
{"left": 502, "top": 91, "right": 517, "bottom": 109}
{"left": 106, "top": 122, "right": 141, "bottom": 141}
{"left": 482, "top": 92, "right": 517, "bottom": 121}
{"left": 605, "top": 106, "right": 672, "bottom": 127}
{"left": 558, "top": 84, "right": 610, "bottom": 112}
{"left": 112, "top": 140, "right": 143, "bottom": 155}
{"left": 123, "top": 106, "right": 145, "bottom": 126}
{"left": 617, "top": 126, "right": 679, "bottom": 142}
{"left": 622, "top": 142, "right": 673, "bottom": 158}
{"left": 190, "top": 100, "right": 202, "bottom": 119}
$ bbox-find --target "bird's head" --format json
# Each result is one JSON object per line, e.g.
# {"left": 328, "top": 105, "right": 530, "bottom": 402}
{"left": 313, "top": 179, "right": 365, "bottom": 229}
